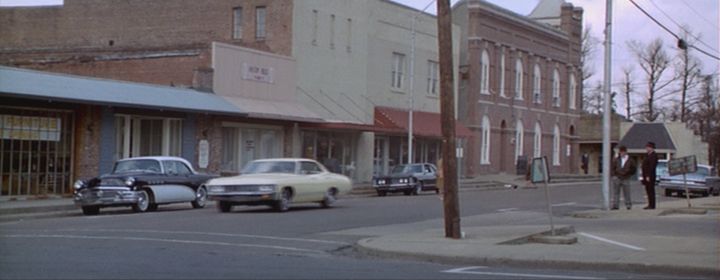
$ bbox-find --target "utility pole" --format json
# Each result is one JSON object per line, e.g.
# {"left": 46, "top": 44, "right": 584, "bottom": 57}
{"left": 437, "top": 0, "right": 461, "bottom": 239}
{"left": 601, "top": 0, "right": 613, "bottom": 210}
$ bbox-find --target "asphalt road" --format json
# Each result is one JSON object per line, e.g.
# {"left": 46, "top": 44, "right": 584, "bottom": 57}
{"left": 0, "top": 182, "right": 713, "bottom": 279}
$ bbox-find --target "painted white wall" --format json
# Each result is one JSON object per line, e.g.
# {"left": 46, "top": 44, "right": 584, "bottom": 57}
{"left": 665, "top": 122, "right": 709, "bottom": 165}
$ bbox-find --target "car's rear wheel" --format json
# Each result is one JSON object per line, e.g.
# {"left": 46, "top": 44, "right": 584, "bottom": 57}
{"left": 191, "top": 186, "right": 207, "bottom": 208}
{"left": 664, "top": 189, "right": 672, "bottom": 197}
{"left": 321, "top": 188, "right": 337, "bottom": 208}
{"left": 217, "top": 201, "right": 232, "bottom": 213}
{"left": 377, "top": 190, "right": 387, "bottom": 197}
{"left": 274, "top": 188, "right": 292, "bottom": 212}
{"left": 712, "top": 187, "right": 720, "bottom": 196}
{"left": 132, "top": 189, "right": 151, "bottom": 213}
{"left": 81, "top": 206, "right": 99, "bottom": 215}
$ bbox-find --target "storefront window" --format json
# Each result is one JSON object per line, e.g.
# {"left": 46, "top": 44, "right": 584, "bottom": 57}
{"left": 114, "top": 115, "right": 183, "bottom": 160}
{"left": 301, "top": 130, "right": 356, "bottom": 178}
{"left": 1, "top": 108, "right": 74, "bottom": 196}
{"left": 221, "top": 124, "right": 283, "bottom": 173}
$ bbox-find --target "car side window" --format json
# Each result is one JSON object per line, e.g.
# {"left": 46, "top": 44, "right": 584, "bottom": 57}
{"left": 162, "top": 161, "right": 177, "bottom": 175}
{"left": 174, "top": 161, "right": 192, "bottom": 175}
{"left": 424, "top": 165, "right": 432, "bottom": 173}
{"left": 300, "top": 162, "right": 322, "bottom": 175}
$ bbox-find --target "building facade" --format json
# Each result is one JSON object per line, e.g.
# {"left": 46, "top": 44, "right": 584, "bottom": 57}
{"left": 452, "top": 0, "right": 583, "bottom": 176}
{"left": 0, "top": 0, "right": 466, "bottom": 198}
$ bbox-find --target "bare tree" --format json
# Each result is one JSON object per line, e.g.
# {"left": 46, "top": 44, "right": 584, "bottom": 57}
{"left": 674, "top": 28, "right": 704, "bottom": 123}
{"left": 583, "top": 81, "right": 616, "bottom": 115}
{"left": 580, "top": 26, "right": 599, "bottom": 113}
{"left": 628, "top": 38, "right": 674, "bottom": 122}
{"left": 620, "top": 66, "right": 634, "bottom": 119}
{"left": 687, "top": 75, "right": 719, "bottom": 167}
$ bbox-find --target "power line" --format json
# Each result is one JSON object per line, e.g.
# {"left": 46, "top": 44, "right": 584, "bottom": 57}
{"left": 680, "top": 0, "right": 719, "bottom": 31}
{"left": 647, "top": 0, "right": 719, "bottom": 54}
{"left": 628, "top": 0, "right": 720, "bottom": 61}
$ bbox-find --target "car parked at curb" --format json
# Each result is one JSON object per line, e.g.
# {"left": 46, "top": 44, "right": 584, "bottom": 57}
{"left": 659, "top": 164, "right": 718, "bottom": 197}
{"left": 373, "top": 163, "right": 438, "bottom": 196}
{"left": 73, "top": 156, "right": 216, "bottom": 215}
{"left": 205, "top": 158, "right": 352, "bottom": 213}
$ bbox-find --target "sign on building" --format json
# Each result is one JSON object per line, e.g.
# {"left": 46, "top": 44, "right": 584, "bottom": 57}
{"left": 0, "top": 115, "right": 62, "bottom": 141}
{"left": 242, "top": 63, "right": 274, "bottom": 84}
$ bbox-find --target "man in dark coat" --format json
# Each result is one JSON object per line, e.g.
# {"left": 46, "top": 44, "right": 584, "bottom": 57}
{"left": 612, "top": 146, "right": 636, "bottom": 210}
{"left": 641, "top": 142, "right": 658, "bottom": 209}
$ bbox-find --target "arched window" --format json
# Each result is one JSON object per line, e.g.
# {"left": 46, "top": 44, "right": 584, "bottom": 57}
{"left": 499, "top": 50, "right": 506, "bottom": 98}
{"left": 569, "top": 73, "right": 577, "bottom": 110}
{"left": 480, "top": 50, "right": 490, "bottom": 95}
{"left": 534, "top": 122, "right": 542, "bottom": 158}
{"left": 515, "top": 58, "right": 524, "bottom": 100}
{"left": 481, "top": 116, "right": 491, "bottom": 164}
{"left": 553, "top": 125, "right": 561, "bottom": 166}
{"left": 552, "top": 69, "right": 560, "bottom": 107}
{"left": 533, "top": 64, "right": 542, "bottom": 104}
{"left": 515, "top": 120, "right": 524, "bottom": 162}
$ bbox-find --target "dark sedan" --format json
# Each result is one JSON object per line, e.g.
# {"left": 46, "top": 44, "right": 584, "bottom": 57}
{"left": 73, "top": 156, "right": 216, "bottom": 215}
{"left": 373, "top": 163, "right": 438, "bottom": 196}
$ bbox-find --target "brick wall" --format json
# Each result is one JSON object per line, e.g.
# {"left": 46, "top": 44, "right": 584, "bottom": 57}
{"left": 0, "top": 0, "right": 294, "bottom": 86}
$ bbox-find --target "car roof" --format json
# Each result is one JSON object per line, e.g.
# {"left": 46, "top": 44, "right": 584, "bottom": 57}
{"left": 116, "top": 156, "right": 195, "bottom": 171}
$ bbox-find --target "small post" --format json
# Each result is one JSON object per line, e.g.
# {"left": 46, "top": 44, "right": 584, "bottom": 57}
{"left": 683, "top": 173, "right": 692, "bottom": 208}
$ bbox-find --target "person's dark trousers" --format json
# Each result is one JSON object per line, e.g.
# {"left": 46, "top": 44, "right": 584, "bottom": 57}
{"left": 644, "top": 181, "right": 656, "bottom": 209}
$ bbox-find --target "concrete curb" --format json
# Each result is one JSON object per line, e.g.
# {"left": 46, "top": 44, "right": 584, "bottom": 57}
{"left": 355, "top": 239, "right": 719, "bottom": 277}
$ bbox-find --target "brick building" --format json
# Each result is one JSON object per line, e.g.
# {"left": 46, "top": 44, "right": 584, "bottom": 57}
{"left": 1, "top": 0, "right": 467, "bottom": 198}
{"left": 452, "top": 0, "right": 583, "bottom": 176}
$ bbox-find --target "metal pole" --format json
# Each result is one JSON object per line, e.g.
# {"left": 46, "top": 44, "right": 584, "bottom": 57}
{"left": 601, "top": 0, "right": 613, "bottom": 211}
{"left": 544, "top": 180, "right": 555, "bottom": 236}
{"left": 683, "top": 173, "right": 692, "bottom": 208}
{"left": 408, "top": 1, "right": 436, "bottom": 165}
{"left": 408, "top": 15, "right": 416, "bottom": 165}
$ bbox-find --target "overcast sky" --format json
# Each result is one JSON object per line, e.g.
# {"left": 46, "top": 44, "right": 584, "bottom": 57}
{"left": 394, "top": 0, "right": 719, "bottom": 115}
{"left": 2, "top": 0, "right": 718, "bottom": 112}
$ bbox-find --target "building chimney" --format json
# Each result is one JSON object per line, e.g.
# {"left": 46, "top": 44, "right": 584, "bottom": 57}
{"left": 192, "top": 67, "right": 214, "bottom": 93}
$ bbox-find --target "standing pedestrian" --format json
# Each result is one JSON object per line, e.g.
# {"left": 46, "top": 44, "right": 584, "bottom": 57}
{"left": 641, "top": 142, "right": 658, "bottom": 209}
{"left": 581, "top": 153, "right": 589, "bottom": 174}
{"left": 611, "top": 146, "right": 636, "bottom": 210}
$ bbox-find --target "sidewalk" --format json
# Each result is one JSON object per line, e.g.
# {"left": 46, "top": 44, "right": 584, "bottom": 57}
{"left": 356, "top": 196, "right": 720, "bottom": 277}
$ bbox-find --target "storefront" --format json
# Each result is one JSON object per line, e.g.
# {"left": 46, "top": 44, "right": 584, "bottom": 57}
{"left": 373, "top": 106, "right": 472, "bottom": 176}
{"left": 0, "top": 66, "right": 244, "bottom": 198}
{"left": 1, "top": 106, "right": 75, "bottom": 196}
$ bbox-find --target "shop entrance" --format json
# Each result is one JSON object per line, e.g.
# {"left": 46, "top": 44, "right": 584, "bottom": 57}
{"left": 1, "top": 107, "right": 75, "bottom": 197}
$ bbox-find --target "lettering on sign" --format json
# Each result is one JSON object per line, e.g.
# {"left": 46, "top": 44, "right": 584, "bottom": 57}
{"left": 0, "top": 115, "right": 62, "bottom": 141}
{"left": 668, "top": 155, "right": 697, "bottom": 176}
{"left": 242, "top": 62, "right": 274, "bottom": 84}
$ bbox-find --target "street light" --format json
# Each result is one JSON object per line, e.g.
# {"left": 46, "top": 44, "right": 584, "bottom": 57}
{"left": 408, "top": 0, "right": 436, "bottom": 165}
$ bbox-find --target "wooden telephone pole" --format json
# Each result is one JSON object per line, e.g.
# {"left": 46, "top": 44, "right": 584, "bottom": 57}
{"left": 437, "top": 0, "right": 461, "bottom": 239}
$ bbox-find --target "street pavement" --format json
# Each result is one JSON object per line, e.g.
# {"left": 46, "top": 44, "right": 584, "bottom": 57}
{"left": 0, "top": 180, "right": 717, "bottom": 279}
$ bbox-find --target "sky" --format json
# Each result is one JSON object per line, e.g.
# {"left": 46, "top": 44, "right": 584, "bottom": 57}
{"left": 2, "top": 0, "right": 718, "bottom": 115}
{"left": 393, "top": 0, "right": 719, "bottom": 116}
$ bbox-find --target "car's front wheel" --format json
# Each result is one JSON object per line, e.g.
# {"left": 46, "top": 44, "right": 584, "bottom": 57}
{"left": 81, "top": 206, "right": 99, "bottom": 215}
{"left": 377, "top": 190, "right": 387, "bottom": 197}
{"left": 413, "top": 182, "right": 423, "bottom": 195}
{"left": 274, "top": 188, "right": 292, "bottom": 212}
{"left": 191, "top": 186, "right": 207, "bottom": 208}
{"left": 132, "top": 189, "right": 151, "bottom": 213}
{"left": 664, "top": 189, "right": 672, "bottom": 197}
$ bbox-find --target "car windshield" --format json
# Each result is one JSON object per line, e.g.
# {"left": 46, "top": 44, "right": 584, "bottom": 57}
{"left": 391, "top": 164, "right": 423, "bottom": 174}
{"left": 242, "top": 161, "right": 296, "bottom": 174}
{"left": 113, "top": 159, "right": 162, "bottom": 174}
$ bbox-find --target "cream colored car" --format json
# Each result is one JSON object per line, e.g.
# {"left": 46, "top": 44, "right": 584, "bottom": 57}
{"left": 206, "top": 158, "right": 352, "bottom": 212}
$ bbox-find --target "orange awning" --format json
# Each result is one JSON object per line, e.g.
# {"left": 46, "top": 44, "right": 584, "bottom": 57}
{"left": 374, "top": 106, "right": 473, "bottom": 138}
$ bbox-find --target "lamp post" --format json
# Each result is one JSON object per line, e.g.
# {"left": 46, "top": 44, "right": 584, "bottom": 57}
{"left": 601, "top": 0, "right": 613, "bottom": 210}
{"left": 408, "top": 0, "right": 436, "bottom": 165}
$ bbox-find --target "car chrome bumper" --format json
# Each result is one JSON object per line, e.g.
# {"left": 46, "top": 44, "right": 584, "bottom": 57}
{"left": 208, "top": 192, "right": 277, "bottom": 203}
{"left": 74, "top": 188, "right": 140, "bottom": 206}
{"left": 659, "top": 183, "right": 707, "bottom": 191}
{"left": 373, "top": 184, "right": 416, "bottom": 192}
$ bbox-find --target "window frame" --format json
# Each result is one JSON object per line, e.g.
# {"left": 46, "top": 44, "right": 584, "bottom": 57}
{"left": 515, "top": 58, "right": 524, "bottom": 100}
{"left": 426, "top": 60, "right": 439, "bottom": 95}
{"left": 255, "top": 6, "right": 267, "bottom": 40}
{"left": 232, "top": 7, "right": 243, "bottom": 40}
{"left": 552, "top": 69, "right": 561, "bottom": 107}
{"left": 391, "top": 52, "right": 406, "bottom": 90}
{"left": 480, "top": 116, "right": 491, "bottom": 164}
{"left": 480, "top": 50, "right": 490, "bottom": 95}
{"left": 533, "top": 64, "right": 542, "bottom": 104}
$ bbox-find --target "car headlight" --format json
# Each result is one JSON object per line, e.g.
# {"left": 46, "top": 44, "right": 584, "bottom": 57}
{"left": 209, "top": 185, "right": 225, "bottom": 193}
{"left": 73, "top": 180, "right": 85, "bottom": 190}
{"left": 377, "top": 179, "right": 385, "bottom": 185}
{"left": 258, "top": 185, "right": 276, "bottom": 192}
{"left": 124, "top": 177, "right": 136, "bottom": 187}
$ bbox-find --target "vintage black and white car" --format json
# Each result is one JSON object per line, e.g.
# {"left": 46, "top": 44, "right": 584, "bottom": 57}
{"left": 73, "top": 156, "right": 216, "bottom": 215}
{"left": 373, "top": 163, "right": 438, "bottom": 196}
